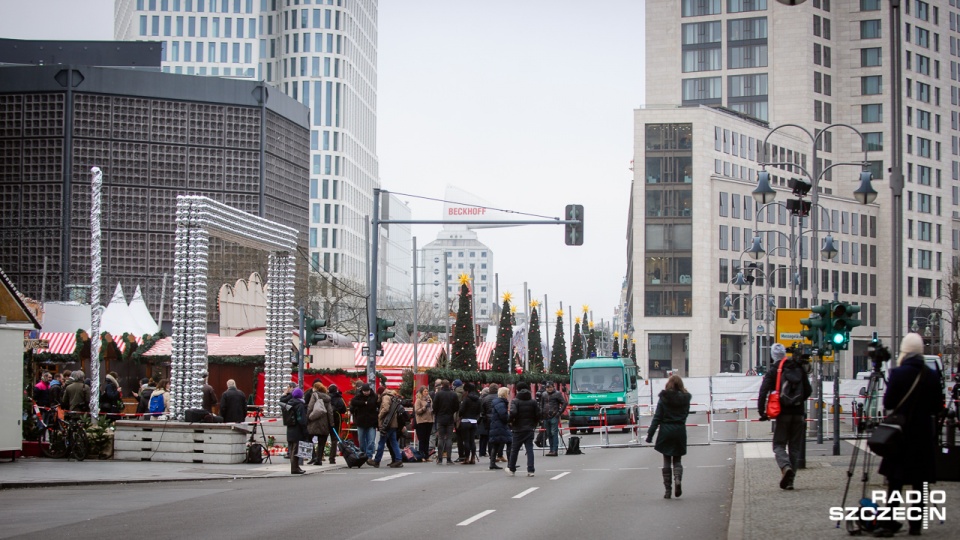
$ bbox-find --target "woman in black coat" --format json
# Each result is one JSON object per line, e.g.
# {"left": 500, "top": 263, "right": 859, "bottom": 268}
{"left": 876, "top": 333, "right": 943, "bottom": 536}
{"left": 487, "top": 387, "right": 512, "bottom": 470}
{"left": 646, "top": 374, "right": 692, "bottom": 499}
{"left": 281, "top": 387, "right": 309, "bottom": 474}
{"left": 458, "top": 383, "right": 482, "bottom": 464}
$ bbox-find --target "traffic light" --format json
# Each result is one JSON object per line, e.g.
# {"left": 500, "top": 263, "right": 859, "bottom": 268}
{"left": 376, "top": 317, "right": 396, "bottom": 350}
{"left": 564, "top": 204, "right": 584, "bottom": 246}
{"left": 304, "top": 316, "right": 327, "bottom": 347}
{"left": 829, "top": 301, "right": 862, "bottom": 351}
{"left": 800, "top": 304, "right": 831, "bottom": 349}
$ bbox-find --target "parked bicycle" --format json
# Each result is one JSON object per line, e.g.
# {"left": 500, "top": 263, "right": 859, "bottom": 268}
{"left": 36, "top": 404, "right": 89, "bottom": 461}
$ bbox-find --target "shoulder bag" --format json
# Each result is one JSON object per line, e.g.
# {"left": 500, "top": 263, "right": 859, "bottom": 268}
{"left": 765, "top": 362, "right": 785, "bottom": 419}
{"left": 866, "top": 369, "right": 924, "bottom": 457}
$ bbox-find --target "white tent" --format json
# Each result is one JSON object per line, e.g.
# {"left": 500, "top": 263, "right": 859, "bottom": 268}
{"left": 99, "top": 284, "right": 140, "bottom": 337}
{"left": 127, "top": 285, "right": 159, "bottom": 336}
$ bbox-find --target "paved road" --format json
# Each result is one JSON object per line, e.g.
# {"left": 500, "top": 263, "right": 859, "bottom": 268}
{"left": 0, "top": 431, "right": 735, "bottom": 540}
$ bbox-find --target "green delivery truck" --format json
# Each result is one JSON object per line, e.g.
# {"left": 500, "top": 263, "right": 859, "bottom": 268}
{"left": 568, "top": 356, "right": 640, "bottom": 433}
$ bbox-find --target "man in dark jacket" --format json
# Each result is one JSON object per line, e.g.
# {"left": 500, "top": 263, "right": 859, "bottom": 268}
{"left": 758, "top": 343, "right": 812, "bottom": 490}
{"left": 507, "top": 382, "right": 541, "bottom": 477}
{"left": 539, "top": 381, "right": 567, "bottom": 456}
{"left": 478, "top": 383, "right": 499, "bottom": 458}
{"left": 61, "top": 371, "right": 91, "bottom": 412}
{"left": 432, "top": 380, "right": 459, "bottom": 465}
{"left": 136, "top": 379, "right": 156, "bottom": 418}
{"left": 219, "top": 379, "right": 248, "bottom": 423}
{"left": 201, "top": 372, "right": 218, "bottom": 413}
{"left": 350, "top": 384, "right": 379, "bottom": 458}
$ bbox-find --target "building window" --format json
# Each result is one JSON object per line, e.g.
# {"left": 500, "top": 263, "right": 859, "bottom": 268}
{"left": 682, "top": 77, "right": 722, "bottom": 102}
{"left": 861, "top": 75, "right": 882, "bottom": 95}
{"left": 861, "top": 47, "right": 882, "bottom": 67}
{"left": 860, "top": 19, "right": 882, "bottom": 39}
{"left": 682, "top": 0, "right": 721, "bottom": 17}
{"left": 861, "top": 104, "right": 883, "bottom": 123}
{"left": 682, "top": 48, "right": 722, "bottom": 72}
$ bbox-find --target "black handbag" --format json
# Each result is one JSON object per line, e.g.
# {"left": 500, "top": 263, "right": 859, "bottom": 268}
{"left": 867, "top": 370, "right": 923, "bottom": 457}
{"left": 535, "top": 429, "right": 546, "bottom": 448}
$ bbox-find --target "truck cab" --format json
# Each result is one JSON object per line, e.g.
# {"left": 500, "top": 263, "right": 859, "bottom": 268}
{"left": 568, "top": 356, "right": 639, "bottom": 433}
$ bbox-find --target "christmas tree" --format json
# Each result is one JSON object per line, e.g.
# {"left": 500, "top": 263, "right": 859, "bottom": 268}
{"left": 570, "top": 318, "right": 584, "bottom": 368}
{"left": 587, "top": 321, "right": 598, "bottom": 357}
{"left": 622, "top": 335, "right": 630, "bottom": 356}
{"left": 449, "top": 274, "right": 478, "bottom": 371}
{"left": 550, "top": 309, "right": 568, "bottom": 375}
{"left": 490, "top": 292, "right": 513, "bottom": 373}
{"left": 527, "top": 301, "right": 544, "bottom": 374}
{"left": 612, "top": 332, "right": 620, "bottom": 356}
{"left": 630, "top": 339, "right": 637, "bottom": 362}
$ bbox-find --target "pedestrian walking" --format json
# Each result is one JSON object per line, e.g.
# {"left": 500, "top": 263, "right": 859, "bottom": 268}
{"left": 646, "top": 374, "right": 692, "bottom": 498}
{"left": 350, "top": 383, "right": 378, "bottom": 458}
{"left": 327, "top": 384, "right": 347, "bottom": 464}
{"left": 478, "top": 383, "right": 499, "bottom": 458}
{"left": 506, "top": 381, "right": 541, "bottom": 477}
{"left": 370, "top": 388, "right": 404, "bottom": 468}
{"left": 305, "top": 382, "right": 334, "bottom": 465}
{"left": 873, "top": 333, "right": 943, "bottom": 537}
{"left": 757, "top": 343, "right": 812, "bottom": 491}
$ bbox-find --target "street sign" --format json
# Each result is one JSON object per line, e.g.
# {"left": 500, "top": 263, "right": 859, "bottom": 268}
{"left": 775, "top": 308, "right": 834, "bottom": 362}
{"left": 362, "top": 346, "right": 370, "bottom": 356}
{"left": 23, "top": 339, "right": 49, "bottom": 350}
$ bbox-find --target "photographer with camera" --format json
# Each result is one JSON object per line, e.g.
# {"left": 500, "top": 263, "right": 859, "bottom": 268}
{"left": 757, "top": 343, "right": 812, "bottom": 490}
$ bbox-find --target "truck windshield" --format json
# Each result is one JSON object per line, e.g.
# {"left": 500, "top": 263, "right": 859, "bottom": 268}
{"left": 571, "top": 367, "right": 624, "bottom": 394}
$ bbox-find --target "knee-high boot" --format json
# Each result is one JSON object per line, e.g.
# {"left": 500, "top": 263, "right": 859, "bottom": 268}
{"left": 661, "top": 468, "right": 672, "bottom": 499}
{"left": 674, "top": 465, "right": 683, "bottom": 498}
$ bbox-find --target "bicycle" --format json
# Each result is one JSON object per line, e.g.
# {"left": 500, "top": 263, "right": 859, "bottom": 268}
{"left": 40, "top": 407, "right": 89, "bottom": 461}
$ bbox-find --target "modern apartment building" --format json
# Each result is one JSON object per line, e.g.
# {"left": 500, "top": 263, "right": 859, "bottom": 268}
{"left": 116, "top": 0, "right": 381, "bottom": 307}
{"left": 420, "top": 228, "right": 496, "bottom": 330}
{"left": 632, "top": 0, "right": 959, "bottom": 378}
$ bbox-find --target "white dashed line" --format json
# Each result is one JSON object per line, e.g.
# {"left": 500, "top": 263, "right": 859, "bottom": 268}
{"left": 458, "top": 510, "right": 496, "bottom": 526}
{"left": 583, "top": 468, "right": 611, "bottom": 471}
{"left": 618, "top": 467, "right": 648, "bottom": 470}
{"left": 513, "top": 487, "right": 539, "bottom": 499}
{"left": 551, "top": 472, "right": 571, "bottom": 480}
{"left": 372, "top": 472, "right": 415, "bottom": 482}
{"left": 696, "top": 465, "right": 727, "bottom": 468}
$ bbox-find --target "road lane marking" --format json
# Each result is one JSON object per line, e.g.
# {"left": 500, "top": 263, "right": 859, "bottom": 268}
{"left": 372, "top": 472, "right": 415, "bottom": 482}
{"left": 618, "top": 467, "right": 648, "bottom": 470}
{"left": 583, "top": 468, "right": 611, "bottom": 471}
{"left": 513, "top": 487, "right": 539, "bottom": 499}
{"left": 551, "top": 472, "right": 571, "bottom": 480}
{"left": 458, "top": 510, "right": 495, "bottom": 526}
{"left": 697, "top": 465, "right": 727, "bottom": 468}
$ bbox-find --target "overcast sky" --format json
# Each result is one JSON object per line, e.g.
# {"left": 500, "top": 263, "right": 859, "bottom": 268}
{"left": 0, "top": 0, "right": 646, "bottom": 327}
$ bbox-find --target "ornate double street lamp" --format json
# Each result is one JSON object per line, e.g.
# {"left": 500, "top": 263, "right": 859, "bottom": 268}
{"left": 751, "top": 122, "right": 880, "bottom": 462}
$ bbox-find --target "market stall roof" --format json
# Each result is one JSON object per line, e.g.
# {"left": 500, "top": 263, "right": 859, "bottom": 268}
{"left": 352, "top": 342, "right": 495, "bottom": 370}
{"left": 143, "top": 334, "right": 266, "bottom": 357}
{"left": 127, "top": 285, "right": 160, "bottom": 335}
{"left": 34, "top": 332, "right": 140, "bottom": 355}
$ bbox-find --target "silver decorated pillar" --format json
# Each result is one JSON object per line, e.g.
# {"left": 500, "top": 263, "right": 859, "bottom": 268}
{"left": 89, "top": 167, "right": 103, "bottom": 419}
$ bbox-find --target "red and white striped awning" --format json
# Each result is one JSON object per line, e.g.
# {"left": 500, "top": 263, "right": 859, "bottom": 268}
{"left": 353, "top": 342, "right": 495, "bottom": 370}
{"left": 34, "top": 332, "right": 142, "bottom": 355}
{"left": 142, "top": 335, "right": 266, "bottom": 356}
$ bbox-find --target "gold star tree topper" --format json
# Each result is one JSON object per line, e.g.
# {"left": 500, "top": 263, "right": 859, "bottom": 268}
{"left": 458, "top": 273, "right": 471, "bottom": 286}
{"left": 502, "top": 291, "right": 513, "bottom": 303}
{"left": 575, "top": 317, "right": 581, "bottom": 324}
{"left": 530, "top": 299, "right": 540, "bottom": 309}
{"left": 556, "top": 309, "right": 564, "bottom": 318}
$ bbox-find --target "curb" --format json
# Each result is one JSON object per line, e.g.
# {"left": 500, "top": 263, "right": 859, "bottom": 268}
{"left": 727, "top": 443, "right": 746, "bottom": 540}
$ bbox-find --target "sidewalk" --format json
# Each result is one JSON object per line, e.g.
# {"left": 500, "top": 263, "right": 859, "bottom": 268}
{"left": 0, "top": 455, "right": 340, "bottom": 489}
{"left": 729, "top": 439, "right": 958, "bottom": 539}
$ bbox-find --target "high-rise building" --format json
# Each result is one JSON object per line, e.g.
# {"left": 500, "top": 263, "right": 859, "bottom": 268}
{"left": 632, "top": 1, "right": 958, "bottom": 377}
{"left": 421, "top": 228, "right": 495, "bottom": 331}
{"left": 116, "top": 0, "right": 381, "bottom": 305}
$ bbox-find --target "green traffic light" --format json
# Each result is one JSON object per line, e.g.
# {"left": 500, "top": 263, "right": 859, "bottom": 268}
{"left": 832, "top": 333, "right": 845, "bottom": 345}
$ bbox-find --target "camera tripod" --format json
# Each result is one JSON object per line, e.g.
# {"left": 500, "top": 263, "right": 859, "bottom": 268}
{"left": 838, "top": 337, "right": 889, "bottom": 535}
{"left": 246, "top": 406, "right": 273, "bottom": 464}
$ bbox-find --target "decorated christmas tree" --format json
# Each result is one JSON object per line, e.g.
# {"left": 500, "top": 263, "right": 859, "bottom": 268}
{"left": 527, "top": 301, "right": 544, "bottom": 374}
{"left": 630, "top": 339, "right": 637, "bottom": 362}
{"left": 570, "top": 318, "right": 584, "bottom": 368}
{"left": 449, "top": 274, "right": 478, "bottom": 371}
{"left": 612, "top": 332, "right": 620, "bottom": 356}
{"left": 550, "top": 309, "right": 568, "bottom": 375}
{"left": 587, "top": 321, "right": 598, "bottom": 357}
{"left": 622, "top": 335, "right": 630, "bottom": 356}
{"left": 490, "top": 292, "right": 513, "bottom": 373}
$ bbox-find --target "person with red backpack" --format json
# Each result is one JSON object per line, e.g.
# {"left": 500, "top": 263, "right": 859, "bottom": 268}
{"left": 757, "top": 343, "right": 812, "bottom": 490}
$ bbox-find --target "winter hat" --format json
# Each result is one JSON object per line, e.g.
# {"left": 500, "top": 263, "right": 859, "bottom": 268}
{"left": 328, "top": 384, "right": 338, "bottom": 392}
{"left": 771, "top": 343, "right": 787, "bottom": 361}
{"left": 360, "top": 383, "right": 372, "bottom": 392}
{"left": 464, "top": 382, "right": 475, "bottom": 392}
{"left": 516, "top": 381, "right": 530, "bottom": 392}
{"left": 452, "top": 379, "right": 463, "bottom": 388}
{"left": 291, "top": 387, "right": 304, "bottom": 399}
{"left": 546, "top": 380, "right": 555, "bottom": 388}
{"left": 898, "top": 333, "right": 924, "bottom": 365}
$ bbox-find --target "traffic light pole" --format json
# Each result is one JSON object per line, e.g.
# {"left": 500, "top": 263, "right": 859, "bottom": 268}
{"left": 367, "top": 188, "right": 583, "bottom": 390}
